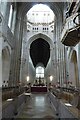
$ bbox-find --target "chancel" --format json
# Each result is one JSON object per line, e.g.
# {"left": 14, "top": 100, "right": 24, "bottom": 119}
{"left": 0, "top": 1, "right": 80, "bottom": 119}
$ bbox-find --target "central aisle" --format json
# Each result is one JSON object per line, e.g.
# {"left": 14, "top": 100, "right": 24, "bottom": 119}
{"left": 16, "top": 93, "right": 57, "bottom": 119}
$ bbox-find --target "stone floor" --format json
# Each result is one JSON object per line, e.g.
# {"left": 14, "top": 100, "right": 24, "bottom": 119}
{"left": 16, "top": 93, "right": 57, "bottom": 119}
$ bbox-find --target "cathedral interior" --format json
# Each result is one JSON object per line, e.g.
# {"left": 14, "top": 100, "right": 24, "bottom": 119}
{"left": 0, "top": 0, "right": 80, "bottom": 119}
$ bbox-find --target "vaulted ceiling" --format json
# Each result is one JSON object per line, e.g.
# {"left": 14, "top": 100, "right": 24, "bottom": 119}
{"left": 17, "top": 2, "right": 64, "bottom": 23}
{"left": 17, "top": 2, "right": 64, "bottom": 68}
{"left": 30, "top": 38, "right": 50, "bottom": 68}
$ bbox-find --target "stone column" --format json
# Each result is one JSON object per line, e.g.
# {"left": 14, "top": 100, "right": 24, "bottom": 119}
{"left": 17, "top": 19, "right": 23, "bottom": 84}
{"left": 0, "top": 37, "right": 2, "bottom": 87}
{"left": 8, "top": 6, "right": 17, "bottom": 86}
{"left": 64, "top": 46, "right": 69, "bottom": 88}
{"left": 78, "top": 43, "right": 80, "bottom": 87}
{"left": 50, "top": 47, "right": 53, "bottom": 76}
{"left": 54, "top": 41, "right": 58, "bottom": 83}
{"left": 0, "top": 36, "right": 2, "bottom": 119}
{"left": 9, "top": 15, "right": 21, "bottom": 86}
{"left": 59, "top": 48, "right": 62, "bottom": 86}
{"left": 8, "top": 4, "right": 17, "bottom": 87}
{"left": 62, "top": 47, "right": 65, "bottom": 86}
{"left": 8, "top": 48, "right": 15, "bottom": 87}
{"left": 13, "top": 17, "right": 23, "bottom": 86}
{"left": 58, "top": 48, "right": 60, "bottom": 84}
{"left": 60, "top": 48, "right": 64, "bottom": 87}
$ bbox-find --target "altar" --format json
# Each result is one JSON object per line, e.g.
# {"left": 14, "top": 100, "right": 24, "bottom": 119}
{"left": 31, "top": 86, "right": 47, "bottom": 92}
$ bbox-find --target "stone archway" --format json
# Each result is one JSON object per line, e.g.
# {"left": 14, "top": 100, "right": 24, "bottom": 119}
{"left": 15, "top": 2, "right": 64, "bottom": 85}
{"left": 2, "top": 46, "right": 11, "bottom": 87}
{"left": 28, "top": 33, "right": 53, "bottom": 48}
{"left": 18, "top": 2, "right": 63, "bottom": 85}
{"left": 69, "top": 50, "right": 79, "bottom": 87}
{"left": 17, "top": 2, "right": 63, "bottom": 45}
{"left": 30, "top": 38, "right": 50, "bottom": 68}
{"left": 20, "top": 33, "right": 53, "bottom": 84}
{"left": 18, "top": 2, "right": 63, "bottom": 25}
{"left": 27, "top": 33, "right": 53, "bottom": 69}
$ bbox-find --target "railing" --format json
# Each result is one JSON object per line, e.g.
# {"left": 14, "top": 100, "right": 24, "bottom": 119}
{"left": 61, "top": 13, "right": 79, "bottom": 41}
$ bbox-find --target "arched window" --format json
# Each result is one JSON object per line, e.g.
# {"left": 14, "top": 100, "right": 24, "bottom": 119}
{"left": 36, "top": 66, "right": 44, "bottom": 78}
{"left": 8, "top": 4, "right": 13, "bottom": 28}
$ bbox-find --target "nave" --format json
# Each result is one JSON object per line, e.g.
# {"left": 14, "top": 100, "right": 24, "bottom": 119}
{"left": 15, "top": 93, "right": 56, "bottom": 119}
{"left": 2, "top": 85, "right": 80, "bottom": 119}
{"left": 0, "top": 1, "right": 80, "bottom": 119}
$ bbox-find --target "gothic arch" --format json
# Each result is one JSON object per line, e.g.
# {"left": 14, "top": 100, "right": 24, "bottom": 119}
{"left": 28, "top": 33, "right": 51, "bottom": 68}
{"left": 19, "top": 2, "right": 63, "bottom": 42}
{"left": 18, "top": 2, "right": 63, "bottom": 24}
{"left": 27, "top": 33, "right": 53, "bottom": 48}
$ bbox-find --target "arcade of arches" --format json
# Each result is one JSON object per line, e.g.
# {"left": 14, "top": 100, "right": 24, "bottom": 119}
{"left": 0, "top": 1, "right": 80, "bottom": 119}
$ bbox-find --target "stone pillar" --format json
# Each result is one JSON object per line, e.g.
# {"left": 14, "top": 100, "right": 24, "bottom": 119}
{"left": 0, "top": 36, "right": 2, "bottom": 120}
{"left": 58, "top": 48, "right": 60, "bottom": 84}
{"left": 54, "top": 41, "right": 58, "bottom": 83}
{"left": 64, "top": 46, "right": 69, "bottom": 88}
{"left": 8, "top": 4, "right": 17, "bottom": 87}
{"left": 62, "top": 47, "right": 65, "bottom": 86}
{"left": 78, "top": 43, "right": 80, "bottom": 87}
{"left": 8, "top": 48, "right": 15, "bottom": 87}
{"left": 60, "top": 48, "right": 64, "bottom": 87}
{"left": 60, "top": 48, "right": 62, "bottom": 86}
{"left": 78, "top": 13, "right": 80, "bottom": 87}
{"left": 50, "top": 47, "right": 53, "bottom": 76}
{"left": 9, "top": 19, "right": 23, "bottom": 86}
{"left": 12, "top": 19, "right": 20, "bottom": 86}
{"left": 13, "top": 17, "right": 23, "bottom": 86}
{"left": 0, "top": 37, "right": 2, "bottom": 87}
{"left": 17, "top": 20, "right": 23, "bottom": 84}
{"left": 9, "top": 14, "right": 22, "bottom": 87}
